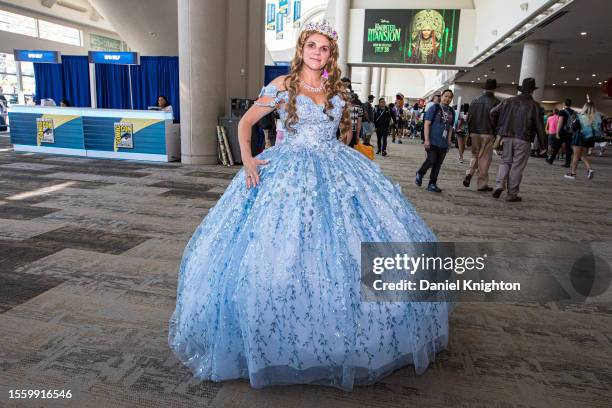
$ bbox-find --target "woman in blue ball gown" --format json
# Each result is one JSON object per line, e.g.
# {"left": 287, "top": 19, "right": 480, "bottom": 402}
{"left": 169, "top": 21, "right": 450, "bottom": 391}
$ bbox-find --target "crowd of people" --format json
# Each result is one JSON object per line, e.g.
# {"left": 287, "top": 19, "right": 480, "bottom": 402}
{"left": 340, "top": 77, "right": 609, "bottom": 202}
{"left": 252, "top": 74, "right": 609, "bottom": 202}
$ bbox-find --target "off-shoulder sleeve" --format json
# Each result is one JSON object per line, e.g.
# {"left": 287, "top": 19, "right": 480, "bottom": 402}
{"left": 254, "top": 84, "right": 282, "bottom": 108}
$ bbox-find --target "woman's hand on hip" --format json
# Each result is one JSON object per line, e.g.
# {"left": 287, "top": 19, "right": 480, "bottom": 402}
{"left": 244, "top": 157, "right": 269, "bottom": 189}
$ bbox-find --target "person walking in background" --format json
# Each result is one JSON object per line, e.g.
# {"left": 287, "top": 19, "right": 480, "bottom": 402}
{"left": 412, "top": 103, "right": 423, "bottom": 140}
{"left": 455, "top": 103, "right": 469, "bottom": 163}
{"left": 532, "top": 105, "right": 547, "bottom": 157}
{"left": 546, "top": 109, "right": 560, "bottom": 147}
{"left": 548, "top": 99, "right": 576, "bottom": 167}
{"left": 407, "top": 103, "right": 416, "bottom": 138}
{"left": 490, "top": 78, "right": 546, "bottom": 202}
{"left": 564, "top": 100, "right": 602, "bottom": 180}
{"left": 349, "top": 93, "right": 363, "bottom": 148}
{"left": 401, "top": 100, "right": 410, "bottom": 139}
{"left": 388, "top": 102, "right": 396, "bottom": 134}
{"left": 362, "top": 94, "right": 375, "bottom": 146}
{"left": 416, "top": 89, "right": 455, "bottom": 193}
{"left": 374, "top": 97, "right": 392, "bottom": 156}
{"left": 421, "top": 95, "right": 439, "bottom": 144}
{"left": 545, "top": 108, "right": 560, "bottom": 160}
{"left": 392, "top": 93, "right": 405, "bottom": 144}
{"left": 463, "top": 79, "right": 501, "bottom": 191}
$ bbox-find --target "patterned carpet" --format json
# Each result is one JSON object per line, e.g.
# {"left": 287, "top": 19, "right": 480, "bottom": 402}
{"left": 0, "top": 133, "right": 611, "bottom": 407}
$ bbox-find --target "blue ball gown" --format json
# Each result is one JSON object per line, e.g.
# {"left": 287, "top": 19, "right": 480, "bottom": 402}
{"left": 168, "top": 84, "right": 450, "bottom": 391}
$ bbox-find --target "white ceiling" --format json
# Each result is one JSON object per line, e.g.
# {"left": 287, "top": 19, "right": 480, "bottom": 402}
{"left": 87, "top": 0, "right": 178, "bottom": 55}
{"left": 0, "top": 0, "right": 116, "bottom": 32}
{"left": 455, "top": 0, "right": 612, "bottom": 88}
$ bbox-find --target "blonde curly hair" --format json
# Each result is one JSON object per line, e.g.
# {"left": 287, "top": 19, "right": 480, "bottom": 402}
{"left": 281, "top": 30, "right": 350, "bottom": 136}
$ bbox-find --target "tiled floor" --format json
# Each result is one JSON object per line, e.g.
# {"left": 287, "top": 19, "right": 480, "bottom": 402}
{"left": 0, "top": 134, "right": 611, "bottom": 407}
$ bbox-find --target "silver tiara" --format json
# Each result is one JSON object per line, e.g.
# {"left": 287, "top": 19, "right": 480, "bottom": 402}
{"left": 302, "top": 20, "right": 338, "bottom": 41}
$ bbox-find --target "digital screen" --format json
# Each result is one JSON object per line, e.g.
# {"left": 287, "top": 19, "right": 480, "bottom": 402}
{"left": 363, "top": 9, "right": 461, "bottom": 65}
{"left": 88, "top": 51, "right": 140, "bottom": 65}
{"left": 14, "top": 49, "right": 61, "bottom": 63}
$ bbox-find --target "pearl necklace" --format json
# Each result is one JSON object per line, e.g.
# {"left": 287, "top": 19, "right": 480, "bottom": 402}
{"left": 300, "top": 80, "right": 325, "bottom": 93}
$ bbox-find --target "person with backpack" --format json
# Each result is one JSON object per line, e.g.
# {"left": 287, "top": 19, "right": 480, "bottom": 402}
{"left": 415, "top": 89, "right": 455, "bottom": 193}
{"left": 564, "top": 100, "right": 602, "bottom": 180}
{"left": 548, "top": 98, "right": 576, "bottom": 167}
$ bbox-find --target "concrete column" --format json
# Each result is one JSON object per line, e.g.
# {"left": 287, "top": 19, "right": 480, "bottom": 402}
{"left": 247, "top": 0, "right": 266, "bottom": 98}
{"left": 519, "top": 40, "right": 550, "bottom": 102}
{"left": 335, "top": 0, "right": 350, "bottom": 76}
{"left": 226, "top": 0, "right": 265, "bottom": 103}
{"left": 380, "top": 68, "right": 387, "bottom": 99}
{"left": 178, "top": 0, "right": 226, "bottom": 164}
{"left": 179, "top": 0, "right": 265, "bottom": 165}
{"left": 361, "top": 67, "right": 372, "bottom": 100}
{"left": 371, "top": 67, "right": 381, "bottom": 99}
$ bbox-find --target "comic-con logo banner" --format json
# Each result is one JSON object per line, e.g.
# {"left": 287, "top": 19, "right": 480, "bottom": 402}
{"left": 363, "top": 9, "right": 461, "bottom": 65}
{"left": 36, "top": 118, "right": 55, "bottom": 145}
{"left": 114, "top": 122, "right": 134, "bottom": 151}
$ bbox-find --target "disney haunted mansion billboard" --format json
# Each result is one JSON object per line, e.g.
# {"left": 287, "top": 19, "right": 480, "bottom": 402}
{"left": 363, "top": 9, "right": 461, "bottom": 65}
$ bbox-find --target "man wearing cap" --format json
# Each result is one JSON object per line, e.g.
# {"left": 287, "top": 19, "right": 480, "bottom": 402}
{"left": 463, "top": 79, "right": 501, "bottom": 191}
{"left": 490, "top": 78, "right": 546, "bottom": 202}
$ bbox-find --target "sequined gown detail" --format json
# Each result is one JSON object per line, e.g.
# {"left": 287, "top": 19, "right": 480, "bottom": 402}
{"left": 168, "top": 84, "right": 450, "bottom": 391}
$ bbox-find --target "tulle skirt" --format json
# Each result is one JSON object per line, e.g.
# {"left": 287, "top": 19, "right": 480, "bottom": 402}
{"left": 169, "top": 140, "right": 450, "bottom": 391}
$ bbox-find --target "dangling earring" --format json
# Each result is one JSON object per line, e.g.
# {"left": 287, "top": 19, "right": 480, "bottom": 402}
{"left": 322, "top": 68, "right": 329, "bottom": 80}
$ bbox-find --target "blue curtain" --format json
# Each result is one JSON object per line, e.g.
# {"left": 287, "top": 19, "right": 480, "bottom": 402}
{"left": 61, "top": 56, "right": 91, "bottom": 107}
{"left": 130, "top": 56, "right": 180, "bottom": 122}
{"left": 33, "top": 63, "right": 63, "bottom": 105}
{"left": 265, "top": 65, "right": 290, "bottom": 86}
{"left": 36, "top": 56, "right": 180, "bottom": 119}
{"left": 95, "top": 64, "right": 132, "bottom": 109}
